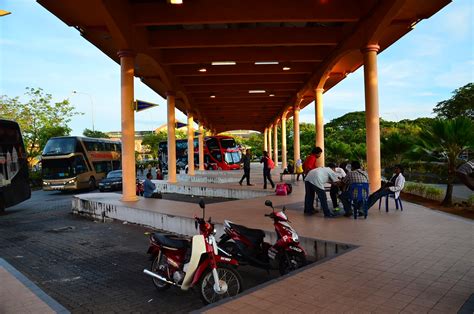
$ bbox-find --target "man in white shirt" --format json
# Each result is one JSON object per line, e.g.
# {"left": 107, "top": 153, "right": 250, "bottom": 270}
{"left": 304, "top": 165, "right": 340, "bottom": 217}
{"left": 367, "top": 164, "right": 405, "bottom": 208}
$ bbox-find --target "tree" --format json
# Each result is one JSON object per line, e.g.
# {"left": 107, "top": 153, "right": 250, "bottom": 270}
{"left": 411, "top": 117, "right": 474, "bottom": 206}
{"left": 0, "top": 87, "right": 81, "bottom": 162}
{"left": 433, "top": 83, "right": 474, "bottom": 120}
{"left": 83, "top": 128, "right": 110, "bottom": 138}
{"left": 381, "top": 131, "right": 414, "bottom": 165}
{"left": 141, "top": 131, "right": 168, "bottom": 158}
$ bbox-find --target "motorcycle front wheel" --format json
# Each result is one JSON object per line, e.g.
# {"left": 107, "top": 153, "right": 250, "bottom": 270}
{"left": 279, "top": 251, "right": 307, "bottom": 275}
{"left": 198, "top": 264, "right": 243, "bottom": 304}
{"left": 151, "top": 253, "right": 171, "bottom": 291}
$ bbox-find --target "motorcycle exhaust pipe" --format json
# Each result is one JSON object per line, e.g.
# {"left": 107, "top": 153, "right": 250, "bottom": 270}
{"left": 143, "top": 269, "right": 180, "bottom": 287}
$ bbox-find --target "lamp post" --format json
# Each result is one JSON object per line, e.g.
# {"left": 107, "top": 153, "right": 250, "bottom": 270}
{"left": 72, "top": 91, "right": 95, "bottom": 131}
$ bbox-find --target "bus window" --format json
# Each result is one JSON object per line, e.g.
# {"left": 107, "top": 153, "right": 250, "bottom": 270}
{"left": 207, "top": 138, "right": 219, "bottom": 150}
{"left": 211, "top": 150, "right": 222, "bottom": 162}
{"left": 73, "top": 156, "right": 87, "bottom": 175}
{"left": 220, "top": 138, "right": 237, "bottom": 149}
{"left": 93, "top": 161, "right": 112, "bottom": 173}
{"left": 43, "top": 138, "right": 76, "bottom": 155}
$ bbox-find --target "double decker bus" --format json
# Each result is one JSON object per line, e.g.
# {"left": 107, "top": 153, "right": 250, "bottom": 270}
{"left": 159, "top": 135, "right": 241, "bottom": 172}
{"left": 0, "top": 120, "right": 31, "bottom": 212}
{"left": 42, "top": 136, "right": 121, "bottom": 191}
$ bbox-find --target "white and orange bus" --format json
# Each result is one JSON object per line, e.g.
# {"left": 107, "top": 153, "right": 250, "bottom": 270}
{"left": 42, "top": 136, "right": 121, "bottom": 191}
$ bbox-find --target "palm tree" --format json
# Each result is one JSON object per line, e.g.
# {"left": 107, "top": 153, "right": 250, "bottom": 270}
{"left": 412, "top": 117, "right": 474, "bottom": 206}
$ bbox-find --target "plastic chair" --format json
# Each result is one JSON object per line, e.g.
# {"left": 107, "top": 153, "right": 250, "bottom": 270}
{"left": 378, "top": 193, "right": 403, "bottom": 212}
{"left": 348, "top": 183, "right": 369, "bottom": 219}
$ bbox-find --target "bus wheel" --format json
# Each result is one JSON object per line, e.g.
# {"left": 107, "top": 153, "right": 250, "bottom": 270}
{"left": 88, "top": 177, "right": 96, "bottom": 191}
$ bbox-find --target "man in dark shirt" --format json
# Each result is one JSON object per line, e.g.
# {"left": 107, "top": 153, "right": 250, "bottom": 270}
{"left": 239, "top": 149, "right": 253, "bottom": 186}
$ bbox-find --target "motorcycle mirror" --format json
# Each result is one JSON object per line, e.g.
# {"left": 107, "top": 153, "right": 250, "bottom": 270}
{"left": 264, "top": 200, "right": 273, "bottom": 207}
{"left": 194, "top": 220, "right": 198, "bottom": 230}
{"left": 208, "top": 217, "right": 212, "bottom": 222}
{"left": 282, "top": 206, "right": 287, "bottom": 212}
{"left": 199, "top": 198, "right": 205, "bottom": 209}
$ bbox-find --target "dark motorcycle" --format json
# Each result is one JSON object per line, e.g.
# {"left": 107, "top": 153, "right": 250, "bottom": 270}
{"left": 219, "top": 200, "right": 306, "bottom": 275}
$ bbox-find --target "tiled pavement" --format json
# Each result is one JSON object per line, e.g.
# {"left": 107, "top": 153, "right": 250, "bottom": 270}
{"left": 77, "top": 167, "right": 473, "bottom": 313}
{"left": 0, "top": 258, "right": 68, "bottom": 314}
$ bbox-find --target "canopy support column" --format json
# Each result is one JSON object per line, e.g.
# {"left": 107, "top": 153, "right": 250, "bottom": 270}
{"left": 268, "top": 125, "right": 273, "bottom": 158}
{"left": 315, "top": 88, "right": 325, "bottom": 167}
{"left": 118, "top": 50, "right": 138, "bottom": 202}
{"left": 187, "top": 113, "right": 195, "bottom": 176}
{"left": 198, "top": 124, "right": 204, "bottom": 171}
{"left": 263, "top": 128, "right": 268, "bottom": 152}
{"left": 273, "top": 122, "right": 278, "bottom": 166}
{"left": 281, "top": 112, "right": 287, "bottom": 169}
{"left": 293, "top": 105, "right": 300, "bottom": 163}
{"left": 362, "top": 44, "right": 381, "bottom": 193}
{"left": 167, "top": 92, "right": 177, "bottom": 183}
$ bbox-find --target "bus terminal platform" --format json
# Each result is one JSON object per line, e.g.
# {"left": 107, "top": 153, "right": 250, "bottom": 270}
{"left": 73, "top": 167, "right": 473, "bottom": 313}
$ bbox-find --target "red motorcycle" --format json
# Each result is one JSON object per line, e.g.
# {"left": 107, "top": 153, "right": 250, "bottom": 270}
{"left": 143, "top": 199, "right": 243, "bottom": 304}
{"left": 219, "top": 200, "right": 306, "bottom": 275}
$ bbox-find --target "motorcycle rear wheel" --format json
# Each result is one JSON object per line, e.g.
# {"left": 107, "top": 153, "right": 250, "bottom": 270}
{"left": 279, "top": 251, "right": 306, "bottom": 275}
{"left": 151, "top": 253, "right": 171, "bottom": 291}
{"left": 198, "top": 264, "right": 243, "bottom": 304}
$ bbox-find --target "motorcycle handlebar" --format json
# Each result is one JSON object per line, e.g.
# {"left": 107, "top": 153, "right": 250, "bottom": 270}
{"left": 264, "top": 213, "right": 273, "bottom": 217}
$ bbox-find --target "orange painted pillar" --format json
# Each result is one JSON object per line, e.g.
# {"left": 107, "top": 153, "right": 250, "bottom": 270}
{"left": 281, "top": 112, "right": 287, "bottom": 169}
{"left": 315, "top": 88, "right": 325, "bottom": 167}
{"left": 263, "top": 128, "right": 268, "bottom": 152}
{"left": 273, "top": 122, "right": 278, "bottom": 166}
{"left": 293, "top": 105, "right": 300, "bottom": 163}
{"left": 187, "top": 113, "right": 195, "bottom": 176}
{"left": 362, "top": 44, "right": 381, "bottom": 193}
{"left": 268, "top": 125, "right": 273, "bottom": 158}
{"left": 118, "top": 50, "right": 138, "bottom": 202}
{"left": 167, "top": 92, "right": 177, "bottom": 183}
{"left": 198, "top": 124, "right": 204, "bottom": 171}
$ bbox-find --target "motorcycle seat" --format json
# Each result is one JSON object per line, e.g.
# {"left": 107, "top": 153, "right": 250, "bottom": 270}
{"left": 152, "top": 233, "right": 188, "bottom": 249}
{"left": 229, "top": 223, "right": 265, "bottom": 243}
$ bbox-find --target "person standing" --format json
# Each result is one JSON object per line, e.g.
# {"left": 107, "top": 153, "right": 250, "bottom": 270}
{"left": 303, "top": 147, "right": 323, "bottom": 176}
{"left": 295, "top": 158, "right": 304, "bottom": 181}
{"left": 239, "top": 149, "right": 253, "bottom": 186}
{"left": 304, "top": 164, "right": 339, "bottom": 217}
{"left": 260, "top": 151, "right": 275, "bottom": 190}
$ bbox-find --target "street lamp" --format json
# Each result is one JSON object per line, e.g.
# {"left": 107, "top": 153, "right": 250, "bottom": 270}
{"left": 72, "top": 91, "right": 95, "bottom": 131}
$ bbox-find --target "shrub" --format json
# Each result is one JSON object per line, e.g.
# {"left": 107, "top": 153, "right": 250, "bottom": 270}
{"left": 467, "top": 195, "right": 474, "bottom": 207}
{"left": 424, "top": 186, "right": 444, "bottom": 201}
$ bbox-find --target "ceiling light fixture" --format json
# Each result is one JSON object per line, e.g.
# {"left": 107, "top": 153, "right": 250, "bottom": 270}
{"left": 282, "top": 66, "right": 291, "bottom": 71}
{"left": 210, "top": 94, "right": 216, "bottom": 98}
{"left": 168, "top": 0, "right": 183, "bottom": 4}
{"left": 269, "top": 93, "right": 275, "bottom": 97}
{"left": 249, "top": 90, "right": 266, "bottom": 94}
{"left": 211, "top": 61, "right": 236, "bottom": 66}
{"left": 254, "top": 61, "right": 279, "bottom": 65}
{"left": 198, "top": 67, "right": 207, "bottom": 72}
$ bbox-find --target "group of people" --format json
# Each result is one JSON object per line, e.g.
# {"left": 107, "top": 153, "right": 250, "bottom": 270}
{"left": 303, "top": 147, "right": 406, "bottom": 218}
{"left": 238, "top": 149, "right": 276, "bottom": 189}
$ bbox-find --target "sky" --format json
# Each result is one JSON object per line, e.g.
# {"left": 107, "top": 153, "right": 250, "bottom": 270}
{"left": 0, "top": 0, "right": 473, "bottom": 136}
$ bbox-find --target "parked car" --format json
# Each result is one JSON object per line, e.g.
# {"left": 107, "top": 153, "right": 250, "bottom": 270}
{"left": 99, "top": 170, "right": 122, "bottom": 192}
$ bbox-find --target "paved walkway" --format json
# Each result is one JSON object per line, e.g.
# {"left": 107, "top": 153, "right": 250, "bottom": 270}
{"left": 0, "top": 258, "right": 69, "bottom": 314}
{"left": 77, "top": 168, "right": 473, "bottom": 313}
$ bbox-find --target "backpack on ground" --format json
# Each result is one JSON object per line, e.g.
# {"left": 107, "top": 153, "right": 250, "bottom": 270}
{"left": 275, "top": 183, "right": 288, "bottom": 196}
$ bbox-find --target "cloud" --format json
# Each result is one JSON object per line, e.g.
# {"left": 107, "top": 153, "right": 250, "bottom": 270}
{"left": 434, "top": 61, "right": 474, "bottom": 89}
{"left": 441, "top": 2, "right": 473, "bottom": 41}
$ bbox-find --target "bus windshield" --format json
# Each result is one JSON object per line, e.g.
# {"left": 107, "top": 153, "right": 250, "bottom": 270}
{"left": 43, "top": 138, "right": 77, "bottom": 155}
{"left": 225, "top": 152, "right": 241, "bottom": 164}
{"left": 42, "top": 155, "right": 88, "bottom": 180}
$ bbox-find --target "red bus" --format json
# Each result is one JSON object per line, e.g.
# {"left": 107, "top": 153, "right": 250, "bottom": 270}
{"left": 159, "top": 135, "right": 241, "bottom": 172}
